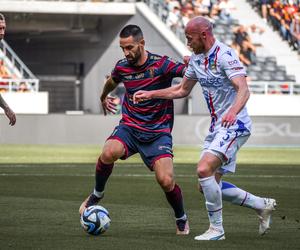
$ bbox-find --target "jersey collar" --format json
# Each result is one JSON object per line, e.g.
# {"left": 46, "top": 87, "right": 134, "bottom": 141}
{"left": 204, "top": 40, "right": 219, "bottom": 57}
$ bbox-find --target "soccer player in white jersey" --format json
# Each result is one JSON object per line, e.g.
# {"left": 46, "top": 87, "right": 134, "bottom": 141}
{"left": 0, "top": 13, "right": 16, "bottom": 126}
{"left": 134, "top": 16, "right": 276, "bottom": 240}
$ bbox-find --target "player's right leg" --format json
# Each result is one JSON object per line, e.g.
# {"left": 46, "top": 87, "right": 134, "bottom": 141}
{"left": 79, "top": 139, "right": 125, "bottom": 215}
{"left": 195, "top": 152, "right": 225, "bottom": 241}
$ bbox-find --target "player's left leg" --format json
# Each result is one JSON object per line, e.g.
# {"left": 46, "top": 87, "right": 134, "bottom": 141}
{"left": 137, "top": 133, "right": 189, "bottom": 235}
{"left": 210, "top": 127, "right": 276, "bottom": 236}
{"left": 153, "top": 157, "right": 189, "bottom": 235}
{"left": 215, "top": 172, "right": 276, "bottom": 235}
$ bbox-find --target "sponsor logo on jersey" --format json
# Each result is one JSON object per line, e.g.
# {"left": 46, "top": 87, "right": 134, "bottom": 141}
{"left": 199, "top": 77, "right": 223, "bottom": 87}
{"left": 135, "top": 73, "right": 144, "bottom": 79}
{"left": 228, "top": 60, "right": 238, "bottom": 66}
{"left": 123, "top": 72, "right": 145, "bottom": 80}
{"left": 124, "top": 75, "right": 133, "bottom": 80}
{"left": 231, "top": 67, "right": 244, "bottom": 71}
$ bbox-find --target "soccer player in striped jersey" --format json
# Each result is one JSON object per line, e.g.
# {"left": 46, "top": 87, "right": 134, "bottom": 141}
{"left": 79, "top": 24, "right": 189, "bottom": 235}
{"left": 134, "top": 16, "right": 276, "bottom": 240}
{"left": 0, "top": 13, "right": 16, "bottom": 126}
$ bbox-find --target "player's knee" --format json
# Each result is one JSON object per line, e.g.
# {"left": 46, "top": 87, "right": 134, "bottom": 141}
{"left": 197, "top": 165, "right": 212, "bottom": 178}
{"left": 158, "top": 175, "right": 174, "bottom": 192}
{"left": 101, "top": 148, "right": 119, "bottom": 163}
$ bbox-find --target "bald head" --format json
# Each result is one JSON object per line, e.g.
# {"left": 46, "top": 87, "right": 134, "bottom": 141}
{"left": 185, "top": 16, "right": 213, "bottom": 34}
{"left": 184, "top": 16, "right": 215, "bottom": 54}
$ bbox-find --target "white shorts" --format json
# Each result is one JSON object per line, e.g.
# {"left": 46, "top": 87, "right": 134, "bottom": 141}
{"left": 201, "top": 125, "right": 250, "bottom": 174}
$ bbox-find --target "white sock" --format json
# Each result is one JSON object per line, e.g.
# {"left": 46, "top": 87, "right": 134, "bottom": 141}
{"left": 93, "top": 189, "right": 104, "bottom": 198}
{"left": 219, "top": 181, "right": 266, "bottom": 210}
{"left": 176, "top": 214, "right": 187, "bottom": 221}
{"left": 199, "top": 176, "right": 223, "bottom": 230}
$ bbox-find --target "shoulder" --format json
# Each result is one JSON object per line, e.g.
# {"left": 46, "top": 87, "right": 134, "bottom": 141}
{"left": 115, "top": 58, "right": 128, "bottom": 67}
{"left": 217, "top": 41, "right": 233, "bottom": 56}
{"left": 148, "top": 52, "right": 164, "bottom": 62}
{"left": 113, "top": 58, "right": 130, "bottom": 73}
{"left": 149, "top": 52, "right": 183, "bottom": 65}
{"left": 187, "top": 53, "right": 201, "bottom": 68}
{"left": 217, "top": 42, "right": 239, "bottom": 62}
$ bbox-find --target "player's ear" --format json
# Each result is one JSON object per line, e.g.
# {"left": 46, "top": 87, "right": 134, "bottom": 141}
{"left": 140, "top": 39, "right": 145, "bottom": 47}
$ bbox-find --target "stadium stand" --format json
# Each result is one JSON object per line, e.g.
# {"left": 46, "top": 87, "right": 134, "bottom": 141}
{"left": 247, "top": 0, "right": 300, "bottom": 54}
{"left": 144, "top": 0, "right": 300, "bottom": 95}
{"left": 1, "top": 0, "right": 299, "bottom": 115}
{"left": 0, "top": 39, "right": 39, "bottom": 92}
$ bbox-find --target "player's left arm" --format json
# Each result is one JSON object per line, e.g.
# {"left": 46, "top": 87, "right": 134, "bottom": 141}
{"left": 0, "top": 94, "right": 16, "bottom": 126}
{"left": 222, "top": 76, "right": 250, "bottom": 128}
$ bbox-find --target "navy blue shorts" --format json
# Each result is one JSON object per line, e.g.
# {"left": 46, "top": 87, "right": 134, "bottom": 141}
{"left": 107, "top": 125, "right": 173, "bottom": 170}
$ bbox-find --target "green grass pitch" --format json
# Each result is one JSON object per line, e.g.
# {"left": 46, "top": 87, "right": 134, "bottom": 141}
{"left": 0, "top": 145, "right": 300, "bottom": 249}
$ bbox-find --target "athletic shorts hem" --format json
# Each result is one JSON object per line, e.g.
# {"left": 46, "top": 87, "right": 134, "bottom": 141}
{"left": 150, "top": 154, "right": 173, "bottom": 170}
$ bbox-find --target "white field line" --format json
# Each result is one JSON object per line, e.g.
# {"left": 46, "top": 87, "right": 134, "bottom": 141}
{"left": 0, "top": 173, "right": 299, "bottom": 178}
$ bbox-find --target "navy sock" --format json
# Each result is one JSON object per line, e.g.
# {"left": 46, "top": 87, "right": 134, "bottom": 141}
{"left": 95, "top": 158, "right": 114, "bottom": 193}
{"left": 165, "top": 184, "right": 185, "bottom": 219}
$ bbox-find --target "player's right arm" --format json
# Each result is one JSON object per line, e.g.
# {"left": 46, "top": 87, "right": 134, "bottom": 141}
{"left": 0, "top": 93, "right": 16, "bottom": 125}
{"left": 133, "top": 77, "right": 197, "bottom": 103}
{"left": 100, "top": 76, "right": 119, "bottom": 115}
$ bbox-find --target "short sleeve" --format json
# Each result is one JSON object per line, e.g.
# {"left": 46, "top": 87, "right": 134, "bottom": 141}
{"left": 184, "top": 55, "right": 198, "bottom": 80}
{"left": 164, "top": 57, "right": 186, "bottom": 78}
{"left": 111, "top": 63, "right": 122, "bottom": 83}
{"left": 219, "top": 49, "right": 247, "bottom": 79}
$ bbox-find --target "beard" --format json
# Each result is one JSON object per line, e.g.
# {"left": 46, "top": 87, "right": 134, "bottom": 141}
{"left": 126, "top": 49, "right": 141, "bottom": 66}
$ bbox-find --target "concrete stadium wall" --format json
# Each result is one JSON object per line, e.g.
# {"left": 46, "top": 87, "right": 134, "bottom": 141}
{"left": 1, "top": 114, "right": 299, "bottom": 146}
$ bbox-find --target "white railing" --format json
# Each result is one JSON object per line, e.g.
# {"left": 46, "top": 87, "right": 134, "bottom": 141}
{"left": 0, "top": 78, "right": 39, "bottom": 92}
{"left": 248, "top": 81, "right": 300, "bottom": 95}
{"left": 0, "top": 40, "right": 39, "bottom": 92}
{"left": 0, "top": 40, "right": 37, "bottom": 79}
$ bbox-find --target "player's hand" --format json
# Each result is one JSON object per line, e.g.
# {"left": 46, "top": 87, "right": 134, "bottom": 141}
{"left": 133, "top": 90, "right": 152, "bottom": 104}
{"left": 183, "top": 56, "right": 190, "bottom": 65}
{"left": 101, "top": 96, "right": 118, "bottom": 116}
{"left": 4, "top": 107, "right": 16, "bottom": 126}
{"left": 222, "top": 108, "right": 236, "bottom": 128}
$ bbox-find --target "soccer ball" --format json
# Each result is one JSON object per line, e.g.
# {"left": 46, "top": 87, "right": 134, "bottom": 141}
{"left": 80, "top": 205, "right": 111, "bottom": 235}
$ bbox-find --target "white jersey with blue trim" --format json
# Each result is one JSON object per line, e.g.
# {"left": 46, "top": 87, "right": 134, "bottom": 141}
{"left": 184, "top": 40, "right": 251, "bottom": 135}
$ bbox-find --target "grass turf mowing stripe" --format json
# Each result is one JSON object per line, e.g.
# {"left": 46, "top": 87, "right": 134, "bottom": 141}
{"left": 1, "top": 173, "right": 300, "bottom": 178}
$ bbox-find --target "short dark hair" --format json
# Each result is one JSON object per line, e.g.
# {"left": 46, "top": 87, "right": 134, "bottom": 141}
{"left": 0, "top": 13, "right": 5, "bottom": 22}
{"left": 119, "top": 24, "right": 143, "bottom": 41}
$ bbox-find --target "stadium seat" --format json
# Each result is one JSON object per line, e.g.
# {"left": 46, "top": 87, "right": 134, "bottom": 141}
{"left": 286, "top": 75, "right": 296, "bottom": 82}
